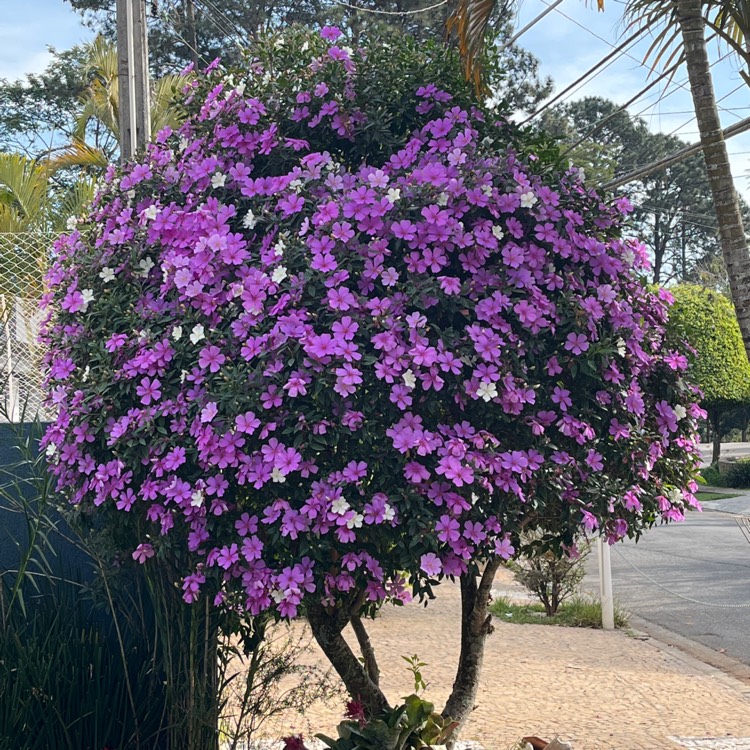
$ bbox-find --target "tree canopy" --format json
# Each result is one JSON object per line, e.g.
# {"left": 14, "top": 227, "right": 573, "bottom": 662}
{"left": 666, "top": 284, "right": 750, "bottom": 408}
{"left": 42, "top": 28, "right": 702, "bottom": 721}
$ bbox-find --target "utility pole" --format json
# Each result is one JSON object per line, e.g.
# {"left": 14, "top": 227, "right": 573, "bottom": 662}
{"left": 185, "top": 0, "right": 199, "bottom": 68}
{"left": 117, "top": 0, "right": 151, "bottom": 162}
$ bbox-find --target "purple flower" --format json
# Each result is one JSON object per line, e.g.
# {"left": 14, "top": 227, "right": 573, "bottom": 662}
{"left": 136, "top": 377, "right": 161, "bottom": 405}
{"left": 564, "top": 332, "right": 590, "bottom": 355}
{"left": 420, "top": 553, "right": 442, "bottom": 577}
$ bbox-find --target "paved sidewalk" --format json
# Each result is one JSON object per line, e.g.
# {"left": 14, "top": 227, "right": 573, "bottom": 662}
{"left": 260, "top": 568, "right": 750, "bottom": 750}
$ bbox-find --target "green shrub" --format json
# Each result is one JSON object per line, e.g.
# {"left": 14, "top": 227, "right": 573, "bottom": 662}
{"left": 699, "top": 463, "right": 727, "bottom": 487}
{"left": 723, "top": 459, "right": 750, "bottom": 488}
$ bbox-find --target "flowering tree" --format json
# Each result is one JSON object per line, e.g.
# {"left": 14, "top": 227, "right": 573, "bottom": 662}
{"left": 42, "top": 27, "right": 702, "bottom": 738}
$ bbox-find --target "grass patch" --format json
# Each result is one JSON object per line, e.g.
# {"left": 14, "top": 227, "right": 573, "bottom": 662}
{"left": 490, "top": 595, "right": 629, "bottom": 629}
{"left": 696, "top": 490, "right": 742, "bottom": 502}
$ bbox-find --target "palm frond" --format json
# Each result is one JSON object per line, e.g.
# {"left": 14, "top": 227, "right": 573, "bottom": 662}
{"left": 446, "top": 0, "right": 508, "bottom": 93}
{"left": 45, "top": 140, "right": 110, "bottom": 174}
{"left": 149, "top": 74, "right": 192, "bottom": 137}
{"left": 49, "top": 176, "right": 99, "bottom": 232}
{"left": 0, "top": 154, "right": 49, "bottom": 226}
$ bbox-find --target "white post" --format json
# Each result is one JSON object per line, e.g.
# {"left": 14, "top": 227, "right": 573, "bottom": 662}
{"left": 597, "top": 535, "right": 615, "bottom": 630}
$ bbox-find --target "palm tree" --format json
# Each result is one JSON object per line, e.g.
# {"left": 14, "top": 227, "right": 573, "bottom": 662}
{"left": 50, "top": 36, "right": 191, "bottom": 173}
{"left": 625, "top": 0, "right": 750, "bottom": 354}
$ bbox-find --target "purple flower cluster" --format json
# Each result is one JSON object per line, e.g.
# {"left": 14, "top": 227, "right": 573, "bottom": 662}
{"left": 41, "top": 29, "right": 702, "bottom": 618}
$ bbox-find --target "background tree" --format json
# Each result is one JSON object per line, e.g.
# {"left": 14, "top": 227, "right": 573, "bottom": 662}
{"left": 63, "top": 0, "right": 552, "bottom": 113}
{"left": 448, "top": 0, "right": 750, "bottom": 362}
{"left": 540, "top": 96, "right": 750, "bottom": 286}
{"left": 666, "top": 284, "right": 750, "bottom": 462}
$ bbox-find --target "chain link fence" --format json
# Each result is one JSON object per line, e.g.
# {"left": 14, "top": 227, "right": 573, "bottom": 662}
{"left": 0, "top": 232, "right": 55, "bottom": 423}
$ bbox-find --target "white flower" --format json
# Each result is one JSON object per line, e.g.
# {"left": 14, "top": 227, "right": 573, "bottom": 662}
{"left": 383, "top": 504, "right": 395, "bottom": 521}
{"left": 180, "top": 369, "right": 188, "bottom": 383}
{"left": 471, "top": 492, "right": 479, "bottom": 505}
{"left": 45, "top": 443, "right": 57, "bottom": 457}
{"left": 622, "top": 249, "right": 635, "bottom": 266}
{"left": 243, "top": 210, "right": 257, "bottom": 230}
{"left": 342, "top": 46, "right": 353, "bottom": 56}
{"left": 668, "top": 487, "right": 683, "bottom": 503}
{"left": 386, "top": 188, "right": 401, "bottom": 203}
{"left": 271, "top": 589, "right": 285, "bottom": 604}
{"left": 616, "top": 338, "right": 627, "bottom": 357}
{"left": 273, "top": 238, "right": 286, "bottom": 256}
{"left": 331, "top": 497, "right": 350, "bottom": 515}
{"left": 347, "top": 512, "right": 364, "bottom": 530}
{"left": 138, "top": 257, "right": 155, "bottom": 277}
{"left": 82, "top": 365, "right": 90, "bottom": 382}
{"left": 301, "top": 41, "right": 309, "bottom": 52}
{"left": 437, "top": 192, "right": 449, "bottom": 206}
{"left": 674, "top": 404, "right": 687, "bottom": 420}
{"left": 520, "top": 191, "right": 537, "bottom": 208}
{"left": 179, "top": 136, "right": 189, "bottom": 152}
{"left": 143, "top": 204, "right": 159, "bottom": 220}
{"left": 211, "top": 172, "right": 226, "bottom": 189}
{"left": 271, "top": 266, "right": 288, "bottom": 284}
{"left": 402, "top": 369, "right": 417, "bottom": 390}
{"left": 172, "top": 325, "right": 183, "bottom": 341}
{"left": 99, "top": 267, "right": 115, "bottom": 283}
{"left": 481, "top": 184, "right": 493, "bottom": 197}
{"left": 66, "top": 216, "right": 78, "bottom": 230}
{"left": 289, "top": 178, "right": 303, "bottom": 193}
{"left": 476, "top": 381, "right": 498, "bottom": 402}
{"left": 190, "top": 324, "right": 205, "bottom": 344}
{"left": 81, "top": 289, "right": 95, "bottom": 309}
{"left": 491, "top": 225, "right": 504, "bottom": 240}
{"left": 191, "top": 490, "right": 204, "bottom": 508}
{"left": 271, "top": 467, "right": 287, "bottom": 483}
{"left": 126, "top": 189, "right": 136, "bottom": 201}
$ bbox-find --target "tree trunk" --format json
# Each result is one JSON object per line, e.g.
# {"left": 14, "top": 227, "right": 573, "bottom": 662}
{"left": 307, "top": 601, "right": 389, "bottom": 717}
{"left": 442, "top": 559, "right": 501, "bottom": 743}
{"left": 712, "top": 409, "right": 722, "bottom": 464}
{"left": 351, "top": 614, "right": 380, "bottom": 686}
{"left": 676, "top": 0, "right": 750, "bottom": 358}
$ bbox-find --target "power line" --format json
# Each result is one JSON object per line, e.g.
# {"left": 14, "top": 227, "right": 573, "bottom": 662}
{"left": 559, "top": 57, "right": 686, "bottom": 159}
{"left": 191, "top": 0, "right": 248, "bottom": 51}
{"left": 502, "top": 0, "right": 565, "bottom": 50}
{"left": 558, "top": 45, "right": 738, "bottom": 160}
{"left": 333, "top": 0, "right": 450, "bottom": 14}
{"left": 156, "top": 1, "right": 212, "bottom": 66}
{"left": 521, "top": 26, "right": 648, "bottom": 124}
{"left": 600, "top": 115, "right": 750, "bottom": 190}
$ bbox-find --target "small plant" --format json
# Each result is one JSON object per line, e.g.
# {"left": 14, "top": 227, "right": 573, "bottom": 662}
{"left": 317, "top": 694, "right": 457, "bottom": 749}
{"left": 509, "top": 535, "right": 591, "bottom": 617}
{"left": 402, "top": 654, "right": 428, "bottom": 695}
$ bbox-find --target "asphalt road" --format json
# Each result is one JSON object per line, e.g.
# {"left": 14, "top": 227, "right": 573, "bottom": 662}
{"left": 700, "top": 441, "right": 750, "bottom": 466}
{"left": 584, "top": 506, "right": 750, "bottom": 666}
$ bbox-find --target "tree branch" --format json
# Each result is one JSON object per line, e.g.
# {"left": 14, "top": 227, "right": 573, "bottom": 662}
{"left": 351, "top": 614, "right": 380, "bottom": 686}
{"left": 442, "top": 558, "right": 502, "bottom": 745}
{"left": 306, "top": 600, "right": 389, "bottom": 717}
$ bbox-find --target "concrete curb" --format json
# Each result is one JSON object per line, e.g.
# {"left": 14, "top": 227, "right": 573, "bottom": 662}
{"left": 626, "top": 614, "right": 750, "bottom": 697}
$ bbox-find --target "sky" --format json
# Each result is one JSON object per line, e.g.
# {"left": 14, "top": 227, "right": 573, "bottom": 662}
{"left": 1, "top": 0, "right": 749, "bottom": 201}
